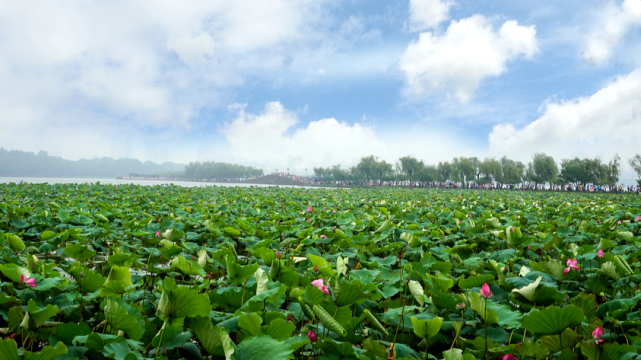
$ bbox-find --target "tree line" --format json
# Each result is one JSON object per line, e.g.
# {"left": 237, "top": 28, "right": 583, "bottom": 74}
{"left": 0, "top": 148, "right": 184, "bottom": 178}
{"left": 314, "top": 153, "right": 641, "bottom": 187}
{"left": 180, "top": 161, "right": 263, "bottom": 179}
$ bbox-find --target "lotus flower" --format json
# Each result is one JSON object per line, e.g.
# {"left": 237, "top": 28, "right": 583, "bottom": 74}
{"left": 313, "top": 264, "right": 318, "bottom": 272}
{"left": 155, "top": 231, "right": 160, "bottom": 237}
{"left": 497, "top": 354, "right": 518, "bottom": 360}
{"left": 469, "top": 214, "right": 472, "bottom": 218}
{"left": 286, "top": 314, "right": 293, "bottom": 322}
{"left": 333, "top": 210, "right": 337, "bottom": 213}
{"left": 307, "top": 219, "right": 311, "bottom": 223}
{"left": 597, "top": 219, "right": 600, "bottom": 223}
{"left": 320, "top": 235, "right": 327, "bottom": 239}
{"left": 617, "top": 220, "right": 622, "bottom": 225}
{"left": 456, "top": 303, "right": 466, "bottom": 310}
{"left": 592, "top": 326, "right": 604, "bottom": 344}
{"left": 277, "top": 252, "right": 281, "bottom": 259}
{"left": 597, "top": 249, "right": 603, "bottom": 258}
{"left": 636, "top": 216, "right": 641, "bottom": 221}
{"left": 563, "top": 258, "right": 580, "bottom": 274}
{"left": 20, "top": 275, "right": 36, "bottom": 287}
{"left": 527, "top": 245, "right": 531, "bottom": 250}
{"left": 307, "top": 330, "right": 317, "bottom": 343}
{"left": 311, "top": 278, "right": 330, "bottom": 295}
{"left": 480, "top": 283, "right": 492, "bottom": 299}
{"left": 307, "top": 207, "right": 312, "bottom": 213}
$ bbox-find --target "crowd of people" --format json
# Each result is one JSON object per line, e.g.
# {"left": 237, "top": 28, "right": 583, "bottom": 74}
{"left": 273, "top": 173, "right": 641, "bottom": 194}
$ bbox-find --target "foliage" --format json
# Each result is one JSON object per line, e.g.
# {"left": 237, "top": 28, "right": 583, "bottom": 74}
{"left": 0, "top": 183, "right": 640, "bottom": 359}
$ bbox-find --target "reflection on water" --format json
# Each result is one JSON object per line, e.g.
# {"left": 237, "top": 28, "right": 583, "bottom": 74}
{"left": 0, "top": 176, "right": 329, "bottom": 189}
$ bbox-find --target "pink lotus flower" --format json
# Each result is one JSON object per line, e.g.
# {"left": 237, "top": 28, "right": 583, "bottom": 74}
{"left": 311, "top": 278, "right": 330, "bottom": 295}
{"left": 597, "top": 249, "right": 603, "bottom": 258}
{"left": 617, "top": 220, "right": 622, "bottom": 225}
{"left": 307, "top": 207, "right": 312, "bottom": 213}
{"left": 597, "top": 219, "right": 600, "bottom": 223}
{"left": 320, "top": 235, "right": 327, "bottom": 239}
{"left": 307, "top": 219, "right": 311, "bottom": 223}
{"left": 428, "top": 204, "right": 431, "bottom": 208}
{"left": 636, "top": 216, "right": 641, "bottom": 221}
{"left": 592, "top": 326, "right": 604, "bottom": 344}
{"left": 459, "top": 195, "right": 461, "bottom": 198}
{"left": 307, "top": 330, "right": 317, "bottom": 343}
{"left": 469, "top": 214, "right": 472, "bottom": 218}
{"left": 333, "top": 210, "right": 337, "bottom": 213}
{"left": 156, "top": 231, "right": 160, "bottom": 237}
{"left": 563, "top": 259, "right": 580, "bottom": 274}
{"left": 480, "top": 283, "right": 492, "bottom": 299}
{"left": 20, "top": 275, "right": 36, "bottom": 287}
{"left": 313, "top": 265, "right": 319, "bottom": 272}
{"left": 277, "top": 252, "right": 281, "bottom": 259}
{"left": 497, "top": 354, "right": 518, "bottom": 360}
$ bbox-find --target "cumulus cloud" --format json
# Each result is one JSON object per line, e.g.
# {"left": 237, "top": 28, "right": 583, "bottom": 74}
{"left": 219, "top": 101, "right": 481, "bottom": 173}
{"left": 488, "top": 67, "right": 641, "bottom": 163}
{"left": 400, "top": 15, "right": 538, "bottom": 104}
{"left": 582, "top": 0, "right": 641, "bottom": 65}
{"left": 221, "top": 102, "right": 388, "bottom": 171}
{"left": 408, "top": 0, "right": 455, "bottom": 31}
{"left": 0, "top": 0, "right": 371, "bottom": 160}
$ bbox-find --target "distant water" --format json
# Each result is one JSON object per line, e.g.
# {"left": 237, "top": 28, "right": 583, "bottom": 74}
{"left": 0, "top": 177, "right": 327, "bottom": 189}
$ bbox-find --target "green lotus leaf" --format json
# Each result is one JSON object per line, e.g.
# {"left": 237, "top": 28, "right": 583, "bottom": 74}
{"left": 411, "top": 316, "right": 443, "bottom": 339}
{"left": 64, "top": 243, "right": 97, "bottom": 261}
{"left": 103, "top": 299, "right": 142, "bottom": 340}
{"left": 185, "top": 316, "right": 224, "bottom": 356}
{"left": 520, "top": 305, "right": 584, "bottom": 335}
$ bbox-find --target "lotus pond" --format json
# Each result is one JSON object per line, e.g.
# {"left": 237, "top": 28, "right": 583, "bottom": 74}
{"left": 1, "top": 183, "right": 641, "bottom": 360}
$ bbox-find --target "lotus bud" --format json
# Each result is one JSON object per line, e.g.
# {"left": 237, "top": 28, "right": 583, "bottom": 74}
{"left": 207, "top": 273, "right": 213, "bottom": 280}
{"left": 320, "top": 235, "right": 327, "bottom": 239}
{"left": 307, "top": 330, "right": 317, "bottom": 343}
{"left": 480, "top": 283, "right": 492, "bottom": 299}
{"left": 597, "top": 249, "right": 603, "bottom": 258}
{"left": 618, "top": 220, "right": 622, "bottom": 225}
{"left": 592, "top": 326, "right": 604, "bottom": 344}
{"left": 503, "top": 266, "right": 508, "bottom": 273}
{"left": 527, "top": 245, "right": 531, "bottom": 250}
{"left": 313, "top": 264, "right": 318, "bottom": 272}
{"left": 456, "top": 302, "right": 466, "bottom": 310}
{"left": 333, "top": 210, "right": 337, "bottom": 213}
{"left": 191, "top": 255, "right": 195, "bottom": 261}
{"left": 333, "top": 226, "right": 336, "bottom": 233}
{"left": 286, "top": 314, "right": 293, "bottom": 322}
{"left": 277, "top": 252, "right": 281, "bottom": 259}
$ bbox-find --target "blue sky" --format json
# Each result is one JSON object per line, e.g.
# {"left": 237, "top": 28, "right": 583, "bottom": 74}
{"left": 1, "top": 0, "right": 640, "bottom": 179}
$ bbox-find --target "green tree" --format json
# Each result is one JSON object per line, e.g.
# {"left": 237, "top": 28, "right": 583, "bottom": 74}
{"left": 480, "top": 158, "right": 501, "bottom": 184}
{"left": 453, "top": 157, "right": 475, "bottom": 184}
{"left": 437, "top": 161, "right": 453, "bottom": 182}
{"left": 499, "top": 156, "right": 524, "bottom": 186}
{"left": 526, "top": 153, "right": 558, "bottom": 188}
{"left": 415, "top": 165, "right": 438, "bottom": 182}
{"left": 629, "top": 154, "right": 641, "bottom": 185}
{"left": 373, "top": 160, "right": 393, "bottom": 184}
{"left": 399, "top": 156, "right": 424, "bottom": 182}
{"left": 355, "top": 155, "right": 377, "bottom": 182}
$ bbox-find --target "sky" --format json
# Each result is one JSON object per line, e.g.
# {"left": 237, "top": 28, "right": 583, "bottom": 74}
{"left": 1, "top": 0, "right": 640, "bottom": 180}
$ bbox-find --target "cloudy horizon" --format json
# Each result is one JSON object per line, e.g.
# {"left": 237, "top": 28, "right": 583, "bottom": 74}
{"left": 1, "top": 0, "right": 640, "bottom": 180}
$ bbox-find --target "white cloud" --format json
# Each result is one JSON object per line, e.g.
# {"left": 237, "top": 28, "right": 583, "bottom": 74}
{"left": 408, "top": 0, "right": 455, "bottom": 31}
{"left": 582, "top": 0, "right": 641, "bottom": 65}
{"left": 221, "top": 102, "right": 388, "bottom": 171}
{"left": 0, "top": 0, "right": 365, "bottom": 160}
{"left": 400, "top": 15, "right": 538, "bottom": 104}
{"left": 220, "top": 101, "right": 481, "bottom": 173}
{"left": 488, "top": 67, "right": 641, "bottom": 163}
